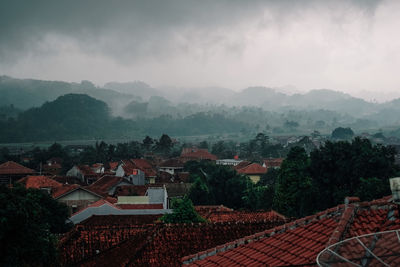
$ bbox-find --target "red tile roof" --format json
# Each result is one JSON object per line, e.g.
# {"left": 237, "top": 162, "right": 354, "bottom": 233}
{"left": 42, "top": 163, "right": 62, "bottom": 170}
{"left": 0, "top": 161, "right": 34, "bottom": 175}
{"left": 51, "top": 184, "right": 81, "bottom": 198}
{"left": 233, "top": 161, "right": 251, "bottom": 170}
{"left": 121, "top": 160, "right": 138, "bottom": 175}
{"left": 196, "top": 208, "right": 287, "bottom": 223}
{"left": 59, "top": 206, "right": 287, "bottom": 266}
{"left": 236, "top": 163, "right": 267, "bottom": 175}
{"left": 87, "top": 175, "right": 127, "bottom": 196}
{"left": 79, "top": 214, "right": 163, "bottom": 226}
{"left": 52, "top": 175, "right": 86, "bottom": 186}
{"left": 263, "top": 158, "right": 284, "bottom": 168}
{"left": 131, "top": 158, "right": 157, "bottom": 177}
{"left": 159, "top": 158, "right": 184, "bottom": 168}
{"left": 116, "top": 204, "right": 164, "bottom": 210}
{"left": 181, "top": 148, "right": 218, "bottom": 161}
{"left": 184, "top": 196, "right": 400, "bottom": 266}
{"left": 62, "top": 218, "right": 286, "bottom": 267}
{"left": 114, "top": 185, "right": 148, "bottom": 196}
{"left": 77, "top": 165, "right": 97, "bottom": 177}
{"left": 18, "top": 175, "right": 62, "bottom": 189}
{"left": 108, "top": 161, "right": 119, "bottom": 171}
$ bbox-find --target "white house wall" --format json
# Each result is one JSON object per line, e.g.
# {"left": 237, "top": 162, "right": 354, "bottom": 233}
{"left": 58, "top": 189, "right": 100, "bottom": 201}
{"left": 69, "top": 204, "right": 171, "bottom": 224}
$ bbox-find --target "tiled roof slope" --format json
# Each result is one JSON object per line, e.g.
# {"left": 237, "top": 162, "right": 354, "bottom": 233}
{"left": 18, "top": 175, "right": 62, "bottom": 189}
{"left": 78, "top": 220, "right": 287, "bottom": 267}
{"left": 80, "top": 214, "right": 163, "bottom": 226}
{"left": 87, "top": 175, "right": 126, "bottom": 196}
{"left": 114, "top": 185, "right": 148, "bottom": 196}
{"left": 59, "top": 223, "right": 152, "bottom": 264}
{"left": 60, "top": 215, "right": 287, "bottom": 266}
{"left": 52, "top": 184, "right": 80, "bottom": 198}
{"left": 236, "top": 163, "right": 267, "bottom": 175}
{"left": 131, "top": 158, "right": 157, "bottom": 177}
{"left": 195, "top": 206, "right": 287, "bottom": 223}
{"left": 184, "top": 196, "right": 400, "bottom": 266}
{"left": 263, "top": 158, "right": 284, "bottom": 168}
{"left": 0, "top": 161, "right": 34, "bottom": 174}
{"left": 181, "top": 148, "right": 218, "bottom": 161}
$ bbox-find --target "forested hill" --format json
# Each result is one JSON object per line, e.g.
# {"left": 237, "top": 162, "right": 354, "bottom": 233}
{"left": 0, "top": 76, "right": 137, "bottom": 113}
{"left": 0, "top": 94, "right": 249, "bottom": 142}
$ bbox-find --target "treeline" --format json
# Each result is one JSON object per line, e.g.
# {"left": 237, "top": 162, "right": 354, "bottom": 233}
{"left": 0, "top": 94, "right": 249, "bottom": 142}
{"left": 187, "top": 137, "right": 399, "bottom": 218}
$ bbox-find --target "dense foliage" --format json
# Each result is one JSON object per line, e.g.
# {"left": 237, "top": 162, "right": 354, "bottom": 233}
{"left": 185, "top": 161, "right": 253, "bottom": 210}
{"left": 160, "top": 197, "right": 205, "bottom": 223}
{"left": 272, "top": 138, "right": 398, "bottom": 217}
{"left": 0, "top": 185, "right": 71, "bottom": 266}
{"left": 331, "top": 127, "right": 354, "bottom": 139}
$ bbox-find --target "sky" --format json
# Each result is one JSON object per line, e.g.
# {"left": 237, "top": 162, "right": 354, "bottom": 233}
{"left": 0, "top": 0, "right": 400, "bottom": 101}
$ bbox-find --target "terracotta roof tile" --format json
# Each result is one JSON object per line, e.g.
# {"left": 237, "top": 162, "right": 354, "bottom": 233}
{"left": 184, "top": 196, "right": 400, "bottom": 267}
{"left": 114, "top": 185, "right": 148, "bottom": 196}
{"left": 233, "top": 161, "right": 251, "bottom": 170}
{"left": 0, "top": 161, "right": 35, "bottom": 175}
{"left": 263, "top": 158, "right": 284, "bottom": 168}
{"left": 116, "top": 204, "right": 164, "bottom": 210}
{"left": 131, "top": 159, "right": 157, "bottom": 177}
{"left": 181, "top": 148, "right": 218, "bottom": 161}
{"left": 87, "top": 175, "right": 127, "bottom": 196}
{"left": 52, "top": 184, "right": 80, "bottom": 198}
{"left": 18, "top": 175, "right": 62, "bottom": 189}
{"left": 236, "top": 163, "right": 267, "bottom": 175}
{"left": 60, "top": 213, "right": 287, "bottom": 266}
{"left": 79, "top": 214, "right": 162, "bottom": 226}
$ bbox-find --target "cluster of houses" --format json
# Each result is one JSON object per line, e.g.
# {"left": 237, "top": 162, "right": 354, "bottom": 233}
{"left": 5, "top": 144, "right": 399, "bottom": 266}
{"left": 0, "top": 147, "right": 284, "bottom": 224}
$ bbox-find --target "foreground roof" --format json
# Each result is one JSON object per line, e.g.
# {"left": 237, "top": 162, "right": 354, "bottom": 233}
{"left": 184, "top": 196, "right": 400, "bottom": 266}
{"left": 60, "top": 208, "right": 288, "bottom": 266}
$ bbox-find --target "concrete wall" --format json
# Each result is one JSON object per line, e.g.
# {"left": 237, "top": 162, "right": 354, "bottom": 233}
{"left": 69, "top": 203, "right": 171, "bottom": 224}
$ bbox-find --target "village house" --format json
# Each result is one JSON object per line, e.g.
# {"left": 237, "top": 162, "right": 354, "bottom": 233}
{"left": 116, "top": 159, "right": 157, "bottom": 184}
{"left": 53, "top": 185, "right": 103, "bottom": 214}
{"left": 180, "top": 147, "right": 218, "bottom": 162}
{"left": 262, "top": 158, "right": 284, "bottom": 169}
{"left": 115, "top": 160, "right": 146, "bottom": 185}
{"left": 18, "top": 175, "right": 62, "bottom": 195}
{"left": 235, "top": 162, "right": 267, "bottom": 183}
{"left": 158, "top": 158, "right": 184, "bottom": 175}
{"left": 216, "top": 159, "right": 243, "bottom": 166}
{"left": 66, "top": 165, "right": 99, "bottom": 184}
{"left": 0, "top": 161, "right": 35, "bottom": 184}
{"left": 42, "top": 157, "right": 63, "bottom": 175}
{"left": 68, "top": 187, "right": 170, "bottom": 224}
{"left": 87, "top": 175, "right": 133, "bottom": 197}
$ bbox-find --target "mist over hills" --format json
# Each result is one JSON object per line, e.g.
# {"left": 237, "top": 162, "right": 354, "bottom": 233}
{"left": 2, "top": 75, "right": 400, "bottom": 142}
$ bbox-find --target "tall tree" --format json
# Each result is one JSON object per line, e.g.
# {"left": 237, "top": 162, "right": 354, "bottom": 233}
{"left": 160, "top": 197, "right": 205, "bottom": 223}
{"left": 0, "top": 185, "right": 71, "bottom": 266}
{"left": 156, "top": 134, "right": 173, "bottom": 155}
{"left": 273, "top": 147, "right": 314, "bottom": 218}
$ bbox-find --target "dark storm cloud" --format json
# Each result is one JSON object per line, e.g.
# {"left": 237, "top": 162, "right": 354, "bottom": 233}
{"left": 0, "top": 0, "right": 382, "bottom": 62}
{"left": 2, "top": 0, "right": 399, "bottom": 100}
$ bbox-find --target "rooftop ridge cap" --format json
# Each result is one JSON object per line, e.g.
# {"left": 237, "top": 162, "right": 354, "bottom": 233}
{"left": 182, "top": 204, "right": 346, "bottom": 265}
{"left": 324, "top": 203, "right": 357, "bottom": 249}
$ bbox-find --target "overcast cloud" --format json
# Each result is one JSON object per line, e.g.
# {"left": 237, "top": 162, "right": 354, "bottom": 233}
{"left": 0, "top": 0, "right": 399, "bottom": 101}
